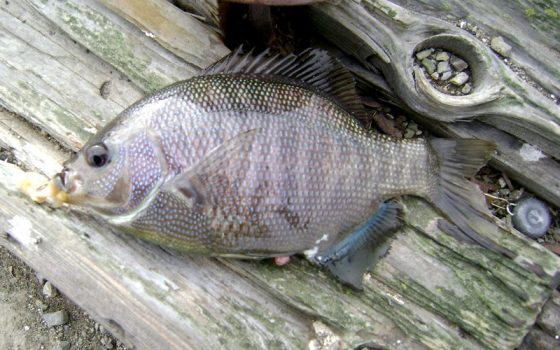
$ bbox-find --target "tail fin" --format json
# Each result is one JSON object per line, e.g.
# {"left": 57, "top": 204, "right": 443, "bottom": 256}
{"left": 427, "top": 139, "right": 515, "bottom": 258}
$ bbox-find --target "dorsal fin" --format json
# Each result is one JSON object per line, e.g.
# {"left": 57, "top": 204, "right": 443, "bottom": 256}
{"left": 201, "top": 48, "right": 366, "bottom": 120}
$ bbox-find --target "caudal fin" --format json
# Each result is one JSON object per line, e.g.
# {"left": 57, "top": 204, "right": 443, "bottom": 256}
{"left": 427, "top": 139, "right": 515, "bottom": 258}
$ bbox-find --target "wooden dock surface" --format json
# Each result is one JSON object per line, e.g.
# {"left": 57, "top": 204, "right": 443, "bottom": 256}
{"left": 0, "top": 1, "right": 559, "bottom": 349}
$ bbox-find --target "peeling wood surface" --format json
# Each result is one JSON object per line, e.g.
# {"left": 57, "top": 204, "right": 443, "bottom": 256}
{"left": 1, "top": 1, "right": 560, "bottom": 350}
{"left": 309, "top": 0, "right": 560, "bottom": 160}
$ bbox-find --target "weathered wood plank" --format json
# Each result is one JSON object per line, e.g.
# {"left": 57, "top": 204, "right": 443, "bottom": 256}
{"left": 25, "top": 0, "right": 206, "bottom": 93}
{"left": 0, "top": 0, "right": 145, "bottom": 150}
{"left": 1, "top": 1, "right": 559, "bottom": 350}
{"left": 388, "top": 0, "right": 560, "bottom": 96}
{"left": 226, "top": 196, "right": 560, "bottom": 349}
{"left": 309, "top": 0, "right": 560, "bottom": 159}
{"left": 172, "top": 0, "right": 220, "bottom": 28}
{"left": 97, "top": 0, "right": 228, "bottom": 66}
{"left": 536, "top": 290, "right": 560, "bottom": 339}
{"left": 0, "top": 107, "right": 69, "bottom": 176}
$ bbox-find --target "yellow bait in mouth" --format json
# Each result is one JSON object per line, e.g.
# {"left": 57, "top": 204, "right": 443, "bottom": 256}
{"left": 19, "top": 172, "right": 68, "bottom": 208}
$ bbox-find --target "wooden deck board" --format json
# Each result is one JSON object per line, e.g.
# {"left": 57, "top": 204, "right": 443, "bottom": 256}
{"left": 0, "top": 1, "right": 559, "bottom": 349}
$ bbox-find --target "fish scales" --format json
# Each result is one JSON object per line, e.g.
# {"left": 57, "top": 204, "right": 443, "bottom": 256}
{"left": 53, "top": 49, "right": 498, "bottom": 288}
{"left": 107, "top": 74, "right": 433, "bottom": 255}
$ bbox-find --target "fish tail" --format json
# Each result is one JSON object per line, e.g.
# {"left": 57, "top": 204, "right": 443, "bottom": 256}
{"left": 427, "top": 138, "right": 515, "bottom": 258}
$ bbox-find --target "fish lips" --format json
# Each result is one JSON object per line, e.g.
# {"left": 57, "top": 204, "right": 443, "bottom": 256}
{"left": 53, "top": 167, "right": 82, "bottom": 195}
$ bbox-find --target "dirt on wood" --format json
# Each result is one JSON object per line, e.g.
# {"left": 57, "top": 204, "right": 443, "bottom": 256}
{"left": 0, "top": 246, "right": 127, "bottom": 350}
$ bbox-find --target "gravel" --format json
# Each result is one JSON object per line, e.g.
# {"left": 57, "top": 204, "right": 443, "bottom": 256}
{"left": 451, "top": 19, "right": 557, "bottom": 104}
{"left": 415, "top": 48, "right": 434, "bottom": 60}
{"left": 42, "top": 281, "right": 57, "bottom": 298}
{"left": 450, "top": 56, "right": 468, "bottom": 71}
{"left": 490, "top": 36, "right": 512, "bottom": 57}
{"left": 43, "top": 310, "right": 69, "bottom": 327}
{"left": 414, "top": 47, "right": 473, "bottom": 95}
{"left": 437, "top": 61, "right": 451, "bottom": 74}
{"left": 450, "top": 72, "right": 470, "bottom": 86}
{"left": 0, "top": 246, "right": 128, "bottom": 349}
{"left": 421, "top": 58, "right": 436, "bottom": 74}
{"left": 54, "top": 340, "right": 71, "bottom": 350}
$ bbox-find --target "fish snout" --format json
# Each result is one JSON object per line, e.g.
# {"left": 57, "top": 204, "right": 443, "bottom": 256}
{"left": 54, "top": 167, "right": 81, "bottom": 193}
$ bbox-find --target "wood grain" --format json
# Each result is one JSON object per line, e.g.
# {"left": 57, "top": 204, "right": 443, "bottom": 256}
{"left": 0, "top": 1, "right": 559, "bottom": 349}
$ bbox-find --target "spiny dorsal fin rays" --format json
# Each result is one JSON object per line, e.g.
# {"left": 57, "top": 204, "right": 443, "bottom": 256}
{"left": 200, "top": 48, "right": 367, "bottom": 120}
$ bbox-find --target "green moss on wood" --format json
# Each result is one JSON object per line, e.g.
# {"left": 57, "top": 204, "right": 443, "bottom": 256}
{"left": 403, "top": 197, "right": 557, "bottom": 287}
{"left": 56, "top": 1, "right": 171, "bottom": 92}
{"left": 361, "top": 283, "right": 472, "bottom": 349}
{"left": 13, "top": 80, "right": 90, "bottom": 143}
{"left": 106, "top": 259, "right": 304, "bottom": 349}
{"left": 525, "top": 8, "right": 536, "bottom": 17}
{"left": 521, "top": 1, "right": 560, "bottom": 42}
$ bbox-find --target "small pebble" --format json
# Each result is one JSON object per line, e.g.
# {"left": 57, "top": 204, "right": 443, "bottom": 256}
{"left": 43, "top": 281, "right": 57, "bottom": 298}
{"left": 101, "top": 336, "right": 114, "bottom": 349}
{"left": 512, "top": 198, "right": 551, "bottom": 239}
{"left": 450, "top": 72, "right": 469, "bottom": 86}
{"left": 490, "top": 36, "right": 512, "bottom": 57}
{"left": 54, "top": 340, "right": 71, "bottom": 350}
{"left": 498, "top": 178, "right": 507, "bottom": 188}
{"left": 430, "top": 72, "right": 439, "bottom": 80}
{"left": 435, "top": 52, "right": 450, "bottom": 61}
{"left": 415, "top": 48, "right": 434, "bottom": 60}
{"left": 421, "top": 58, "right": 436, "bottom": 74}
{"left": 461, "top": 83, "right": 473, "bottom": 94}
{"left": 450, "top": 56, "right": 468, "bottom": 71}
{"left": 510, "top": 190, "right": 522, "bottom": 201}
{"left": 404, "top": 129, "right": 416, "bottom": 139}
{"left": 43, "top": 310, "right": 69, "bottom": 327}
{"left": 437, "top": 61, "right": 451, "bottom": 74}
{"left": 407, "top": 121, "right": 418, "bottom": 132}
{"left": 440, "top": 71, "right": 452, "bottom": 81}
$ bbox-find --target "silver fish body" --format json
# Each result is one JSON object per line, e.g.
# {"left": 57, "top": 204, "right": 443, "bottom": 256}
{"left": 56, "top": 49, "right": 497, "bottom": 288}
{"left": 110, "top": 74, "right": 432, "bottom": 256}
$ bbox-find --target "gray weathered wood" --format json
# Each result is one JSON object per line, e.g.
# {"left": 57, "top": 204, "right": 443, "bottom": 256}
{"left": 97, "top": 0, "right": 228, "bottom": 66}
{"left": 388, "top": 0, "right": 560, "bottom": 97}
{"left": 536, "top": 290, "right": 560, "bottom": 339}
{"left": 309, "top": 0, "right": 560, "bottom": 159}
{"left": 1, "top": 1, "right": 559, "bottom": 349}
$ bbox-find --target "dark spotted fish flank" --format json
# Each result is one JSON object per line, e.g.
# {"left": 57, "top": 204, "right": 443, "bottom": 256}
{"left": 57, "top": 49, "right": 498, "bottom": 288}
{"left": 105, "top": 73, "right": 433, "bottom": 255}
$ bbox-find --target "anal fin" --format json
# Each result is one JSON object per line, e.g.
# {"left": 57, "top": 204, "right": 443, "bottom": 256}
{"left": 317, "top": 201, "right": 402, "bottom": 290}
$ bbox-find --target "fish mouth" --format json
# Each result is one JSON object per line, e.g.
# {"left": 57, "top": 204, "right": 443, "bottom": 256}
{"left": 53, "top": 167, "right": 82, "bottom": 194}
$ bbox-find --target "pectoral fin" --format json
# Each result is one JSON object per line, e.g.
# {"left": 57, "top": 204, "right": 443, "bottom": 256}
{"left": 166, "top": 129, "right": 259, "bottom": 208}
{"left": 317, "top": 201, "right": 402, "bottom": 290}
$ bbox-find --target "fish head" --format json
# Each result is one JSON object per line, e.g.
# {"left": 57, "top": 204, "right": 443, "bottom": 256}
{"left": 54, "top": 127, "right": 134, "bottom": 212}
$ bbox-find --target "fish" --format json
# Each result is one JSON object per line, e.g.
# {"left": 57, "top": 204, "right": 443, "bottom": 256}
{"left": 53, "top": 48, "right": 506, "bottom": 289}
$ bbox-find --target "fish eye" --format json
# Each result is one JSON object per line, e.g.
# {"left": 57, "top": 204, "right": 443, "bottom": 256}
{"left": 86, "top": 143, "right": 110, "bottom": 168}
